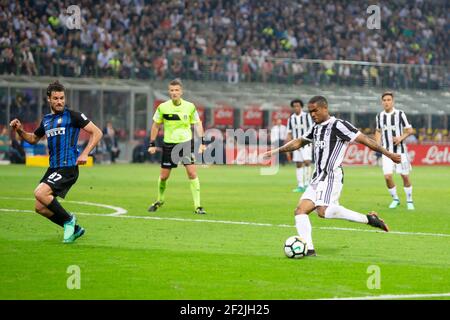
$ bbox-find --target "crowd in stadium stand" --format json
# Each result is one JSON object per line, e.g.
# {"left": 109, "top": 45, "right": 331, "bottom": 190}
{"left": 0, "top": 0, "right": 448, "bottom": 88}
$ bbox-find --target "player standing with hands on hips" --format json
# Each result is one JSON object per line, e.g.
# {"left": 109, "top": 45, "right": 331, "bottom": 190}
{"left": 10, "top": 80, "right": 103, "bottom": 243}
{"left": 264, "top": 96, "right": 401, "bottom": 256}
{"left": 147, "top": 79, "right": 207, "bottom": 214}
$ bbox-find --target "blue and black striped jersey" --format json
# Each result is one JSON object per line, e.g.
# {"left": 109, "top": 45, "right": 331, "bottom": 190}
{"left": 34, "top": 107, "right": 90, "bottom": 168}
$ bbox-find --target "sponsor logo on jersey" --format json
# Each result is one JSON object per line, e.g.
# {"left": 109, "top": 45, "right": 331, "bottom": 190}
{"left": 314, "top": 140, "right": 326, "bottom": 148}
{"left": 382, "top": 125, "right": 397, "bottom": 131}
{"left": 46, "top": 127, "right": 66, "bottom": 137}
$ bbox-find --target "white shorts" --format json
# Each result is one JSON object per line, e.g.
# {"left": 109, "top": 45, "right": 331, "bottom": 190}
{"left": 300, "top": 168, "right": 343, "bottom": 206}
{"left": 382, "top": 153, "right": 411, "bottom": 175}
{"left": 293, "top": 145, "right": 312, "bottom": 162}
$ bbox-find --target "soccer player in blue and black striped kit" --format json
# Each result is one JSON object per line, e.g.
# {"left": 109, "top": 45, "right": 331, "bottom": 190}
{"left": 10, "top": 81, "right": 103, "bottom": 243}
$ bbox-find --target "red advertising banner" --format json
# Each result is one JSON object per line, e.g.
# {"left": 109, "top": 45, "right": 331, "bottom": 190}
{"left": 342, "top": 143, "right": 450, "bottom": 166}
{"left": 223, "top": 144, "right": 450, "bottom": 166}
{"left": 153, "top": 99, "right": 164, "bottom": 110}
{"left": 196, "top": 105, "right": 205, "bottom": 123}
{"left": 243, "top": 106, "right": 263, "bottom": 127}
{"left": 225, "top": 146, "right": 269, "bottom": 165}
{"left": 213, "top": 105, "right": 234, "bottom": 126}
{"left": 271, "top": 107, "right": 291, "bottom": 126}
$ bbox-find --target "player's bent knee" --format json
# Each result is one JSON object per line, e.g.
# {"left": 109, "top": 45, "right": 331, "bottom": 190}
{"left": 294, "top": 207, "right": 308, "bottom": 216}
{"left": 315, "top": 207, "right": 327, "bottom": 218}
{"left": 188, "top": 173, "right": 197, "bottom": 180}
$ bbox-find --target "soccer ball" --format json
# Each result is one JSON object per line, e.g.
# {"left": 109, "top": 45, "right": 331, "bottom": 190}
{"left": 284, "top": 236, "right": 308, "bottom": 259}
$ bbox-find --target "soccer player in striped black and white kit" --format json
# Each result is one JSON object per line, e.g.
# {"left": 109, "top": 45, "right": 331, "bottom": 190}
{"left": 374, "top": 91, "right": 415, "bottom": 210}
{"left": 264, "top": 96, "right": 400, "bottom": 256}
{"left": 10, "top": 81, "right": 103, "bottom": 243}
{"left": 286, "top": 99, "right": 314, "bottom": 192}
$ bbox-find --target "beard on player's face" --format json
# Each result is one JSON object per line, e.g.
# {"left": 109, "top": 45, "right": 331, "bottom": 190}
{"left": 49, "top": 95, "right": 65, "bottom": 114}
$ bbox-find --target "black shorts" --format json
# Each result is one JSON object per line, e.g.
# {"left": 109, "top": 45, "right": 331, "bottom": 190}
{"left": 40, "top": 166, "right": 79, "bottom": 198}
{"left": 161, "top": 140, "right": 195, "bottom": 169}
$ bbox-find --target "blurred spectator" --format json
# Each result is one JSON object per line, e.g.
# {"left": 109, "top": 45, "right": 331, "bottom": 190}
{"left": 19, "top": 45, "right": 37, "bottom": 76}
{"left": 270, "top": 118, "right": 288, "bottom": 165}
{"left": 0, "top": 47, "right": 16, "bottom": 75}
{"left": 0, "top": 0, "right": 447, "bottom": 88}
{"left": 405, "top": 132, "right": 418, "bottom": 144}
{"left": 0, "top": 127, "right": 9, "bottom": 160}
{"left": 9, "top": 133, "right": 25, "bottom": 164}
{"left": 226, "top": 58, "right": 239, "bottom": 84}
{"left": 103, "top": 121, "right": 120, "bottom": 163}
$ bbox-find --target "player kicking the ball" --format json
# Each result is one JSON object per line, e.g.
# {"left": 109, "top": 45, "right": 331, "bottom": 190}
{"left": 264, "top": 96, "right": 400, "bottom": 256}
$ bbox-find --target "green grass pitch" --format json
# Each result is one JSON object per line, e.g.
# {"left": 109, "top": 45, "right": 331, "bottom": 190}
{"left": 0, "top": 164, "right": 449, "bottom": 300}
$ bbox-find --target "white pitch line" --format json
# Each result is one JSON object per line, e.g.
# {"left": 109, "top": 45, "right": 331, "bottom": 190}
{"left": 0, "top": 196, "right": 127, "bottom": 216}
{"left": 320, "top": 292, "right": 450, "bottom": 300}
{"left": 1, "top": 207, "right": 449, "bottom": 238}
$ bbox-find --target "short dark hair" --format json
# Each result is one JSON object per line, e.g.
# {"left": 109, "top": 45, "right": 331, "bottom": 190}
{"left": 381, "top": 91, "right": 394, "bottom": 99}
{"left": 46, "top": 80, "right": 65, "bottom": 97}
{"left": 290, "top": 99, "right": 304, "bottom": 108}
{"left": 308, "top": 95, "right": 328, "bottom": 107}
{"left": 169, "top": 78, "right": 183, "bottom": 87}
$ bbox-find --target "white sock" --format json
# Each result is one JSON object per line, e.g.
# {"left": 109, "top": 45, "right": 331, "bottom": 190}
{"left": 404, "top": 186, "right": 413, "bottom": 202}
{"left": 324, "top": 205, "right": 369, "bottom": 224}
{"left": 296, "top": 167, "right": 304, "bottom": 187}
{"left": 295, "top": 214, "right": 314, "bottom": 250}
{"left": 388, "top": 186, "right": 399, "bottom": 200}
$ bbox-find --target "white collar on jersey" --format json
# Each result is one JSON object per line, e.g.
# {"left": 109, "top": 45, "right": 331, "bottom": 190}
{"left": 317, "top": 116, "right": 335, "bottom": 126}
{"left": 383, "top": 107, "right": 396, "bottom": 115}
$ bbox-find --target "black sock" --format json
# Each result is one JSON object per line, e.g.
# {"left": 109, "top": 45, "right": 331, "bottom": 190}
{"left": 47, "top": 198, "right": 72, "bottom": 227}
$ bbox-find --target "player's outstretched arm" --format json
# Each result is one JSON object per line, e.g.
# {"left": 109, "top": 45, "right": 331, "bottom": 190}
{"left": 9, "top": 119, "right": 41, "bottom": 144}
{"left": 263, "top": 138, "right": 309, "bottom": 159}
{"left": 355, "top": 133, "right": 401, "bottom": 163}
{"left": 77, "top": 122, "right": 103, "bottom": 165}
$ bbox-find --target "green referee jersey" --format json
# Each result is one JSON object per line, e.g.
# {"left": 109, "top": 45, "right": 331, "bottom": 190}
{"left": 153, "top": 98, "right": 200, "bottom": 144}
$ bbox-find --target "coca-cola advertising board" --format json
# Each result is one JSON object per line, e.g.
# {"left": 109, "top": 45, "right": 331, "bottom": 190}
{"left": 243, "top": 106, "right": 263, "bottom": 127}
{"left": 213, "top": 105, "right": 234, "bottom": 126}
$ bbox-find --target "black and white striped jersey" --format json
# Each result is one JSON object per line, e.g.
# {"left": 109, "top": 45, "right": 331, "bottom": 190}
{"left": 375, "top": 108, "right": 412, "bottom": 154}
{"left": 302, "top": 117, "right": 361, "bottom": 184}
{"left": 287, "top": 111, "right": 313, "bottom": 139}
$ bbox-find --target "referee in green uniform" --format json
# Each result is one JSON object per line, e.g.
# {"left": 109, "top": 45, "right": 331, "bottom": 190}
{"left": 148, "top": 79, "right": 207, "bottom": 214}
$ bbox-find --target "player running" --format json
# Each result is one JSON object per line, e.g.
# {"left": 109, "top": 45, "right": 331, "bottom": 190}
{"left": 9, "top": 80, "right": 103, "bottom": 243}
